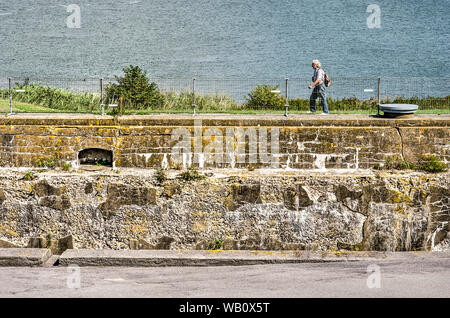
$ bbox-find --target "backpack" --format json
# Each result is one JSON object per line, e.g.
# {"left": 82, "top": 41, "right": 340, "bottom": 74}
{"left": 324, "top": 71, "right": 331, "bottom": 87}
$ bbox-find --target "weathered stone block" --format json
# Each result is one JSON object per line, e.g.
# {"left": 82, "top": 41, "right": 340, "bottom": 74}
{"left": 32, "top": 180, "right": 63, "bottom": 197}
{"left": 84, "top": 182, "right": 93, "bottom": 194}
{"left": 99, "top": 183, "right": 158, "bottom": 216}
{"left": 129, "top": 238, "right": 158, "bottom": 250}
{"left": 239, "top": 236, "right": 262, "bottom": 250}
{"left": 222, "top": 238, "right": 238, "bottom": 250}
{"left": 224, "top": 183, "right": 262, "bottom": 211}
{"left": 163, "top": 183, "right": 181, "bottom": 198}
{"left": 0, "top": 239, "right": 20, "bottom": 248}
{"left": 283, "top": 184, "right": 314, "bottom": 211}
{"left": 27, "top": 237, "right": 43, "bottom": 248}
{"left": 57, "top": 235, "right": 74, "bottom": 254}
{"left": 399, "top": 127, "right": 450, "bottom": 163}
{"left": 156, "top": 236, "right": 175, "bottom": 249}
{"left": 27, "top": 235, "right": 73, "bottom": 255}
{"left": 39, "top": 195, "right": 71, "bottom": 210}
{"left": 424, "top": 186, "right": 450, "bottom": 250}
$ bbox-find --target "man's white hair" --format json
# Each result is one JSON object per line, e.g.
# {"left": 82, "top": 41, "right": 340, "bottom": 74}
{"left": 312, "top": 59, "right": 322, "bottom": 68}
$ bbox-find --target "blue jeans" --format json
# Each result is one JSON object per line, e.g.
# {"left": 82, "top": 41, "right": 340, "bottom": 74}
{"left": 310, "top": 84, "right": 329, "bottom": 113}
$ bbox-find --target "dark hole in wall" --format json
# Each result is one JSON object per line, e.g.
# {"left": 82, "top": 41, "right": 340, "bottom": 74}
{"left": 78, "top": 148, "right": 113, "bottom": 167}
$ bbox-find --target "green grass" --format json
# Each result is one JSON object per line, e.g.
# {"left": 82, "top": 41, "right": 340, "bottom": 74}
{"left": 0, "top": 99, "right": 103, "bottom": 114}
{"left": 416, "top": 109, "right": 450, "bottom": 114}
{"left": 1, "top": 98, "right": 449, "bottom": 115}
{"left": 375, "top": 155, "right": 448, "bottom": 173}
{"left": 0, "top": 99, "right": 72, "bottom": 113}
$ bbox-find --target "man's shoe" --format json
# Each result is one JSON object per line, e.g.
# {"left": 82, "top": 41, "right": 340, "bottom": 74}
{"left": 320, "top": 112, "right": 329, "bottom": 115}
{"left": 307, "top": 111, "right": 315, "bottom": 114}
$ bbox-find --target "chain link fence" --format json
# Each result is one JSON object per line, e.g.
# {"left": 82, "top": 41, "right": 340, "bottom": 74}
{"left": 0, "top": 76, "right": 448, "bottom": 114}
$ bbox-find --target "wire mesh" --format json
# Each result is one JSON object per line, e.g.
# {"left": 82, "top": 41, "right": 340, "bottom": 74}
{"left": 8, "top": 77, "right": 101, "bottom": 93}
{"left": 0, "top": 78, "right": 8, "bottom": 90}
{"left": 381, "top": 77, "right": 450, "bottom": 108}
{"left": 193, "top": 78, "right": 287, "bottom": 104}
{"left": 0, "top": 76, "right": 448, "bottom": 113}
{"left": 289, "top": 77, "right": 379, "bottom": 100}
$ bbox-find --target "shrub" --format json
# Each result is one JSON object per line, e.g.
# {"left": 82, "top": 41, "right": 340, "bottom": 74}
{"left": 62, "top": 162, "right": 72, "bottom": 171}
{"left": 208, "top": 239, "right": 223, "bottom": 250}
{"left": 391, "top": 96, "right": 450, "bottom": 108}
{"left": 376, "top": 155, "right": 447, "bottom": 173}
{"left": 288, "top": 97, "right": 311, "bottom": 111}
{"left": 23, "top": 171, "right": 35, "bottom": 180}
{"left": 383, "top": 156, "right": 414, "bottom": 170}
{"left": 179, "top": 168, "right": 205, "bottom": 181}
{"left": 46, "top": 232, "right": 53, "bottom": 248}
{"left": 417, "top": 155, "right": 447, "bottom": 173}
{"left": 245, "top": 84, "right": 285, "bottom": 110}
{"left": 35, "top": 156, "right": 57, "bottom": 169}
{"left": 155, "top": 169, "right": 167, "bottom": 184}
{"left": 105, "top": 65, "right": 163, "bottom": 111}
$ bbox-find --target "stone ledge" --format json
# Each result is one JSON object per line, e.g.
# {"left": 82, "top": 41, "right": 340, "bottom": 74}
{"left": 58, "top": 249, "right": 450, "bottom": 267}
{"left": 0, "top": 248, "right": 52, "bottom": 266}
{"left": 58, "top": 249, "right": 378, "bottom": 267}
{"left": 0, "top": 113, "right": 448, "bottom": 127}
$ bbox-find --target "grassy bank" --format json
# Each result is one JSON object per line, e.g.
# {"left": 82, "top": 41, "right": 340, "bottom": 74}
{"left": 1, "top": 83, "right": 449, "bottom": 114}
{"left": 1, "top": 98, "right": 449, "bottom": 115}
{"left": 0, "top": 99, "right": 81, "bottom": 113}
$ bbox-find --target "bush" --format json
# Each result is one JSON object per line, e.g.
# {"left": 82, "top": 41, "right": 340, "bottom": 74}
{"left": 179, "top": 168, "right": 205, "bottom": 181}
{"left": 417, "top": 155, "right": 447, "bottom": 173}
{"left": 35, "top": 156, "right": 57, "bottom": 169}
{"left": 288, "top": 97, "right": 311, "bottom": 111}
{"left": 105, "top": 65, "right": 163, "bottom": 111}
{"left": 245, "top": 84, "right": 285, "bottom": 110}
{"left": 391, "top": 96, "right": 450, "bottom": 109}
{"left": 155, "top": 169, "right": 167, "bottom": 184}
{"left": 384, "top": 156, "right": 415, "bottom": 170}
{"left": 62, "top": 162, "right": 72, "bottom": 171}
{"left": 208, "top": 239, "right": 224, "bottom": 250}
{"left": 23, "top": 171, "right": 35, "bottom": 180}
{"left": 376, "top": 155, "right": 447, "bottom": 173}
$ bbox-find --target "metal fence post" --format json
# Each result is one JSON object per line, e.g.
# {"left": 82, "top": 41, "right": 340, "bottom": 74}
{"left": 284, "top": 78, "right": 289, "bottom": 117}
{"left": 377, "top": 77, "right": 381, "bottom": 115}
{"left": 100, "top": 78, "right": 104, "bottom": 116}
{"left": 8, "top": 78, "right": 13, "bottom": 116}
{"left": 192, "top": 78, "right": 196, "bottom": 116}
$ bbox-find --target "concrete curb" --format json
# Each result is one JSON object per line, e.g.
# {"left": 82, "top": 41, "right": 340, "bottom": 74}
{"left": 2, "top": 248, "right": 448, "bottom": 267}
{"left": 0, "top": 248, "right": 52, "bottom": 266}
{"left": 58, "top": 249, "right": 395, "bottom": 267}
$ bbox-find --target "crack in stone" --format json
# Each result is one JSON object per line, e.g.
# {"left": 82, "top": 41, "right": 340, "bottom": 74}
{"left": 341, "top": 201, "right": 364, "bottom": 215}
{"left": 395, "top": 127, "right": 405, "bottom": 160}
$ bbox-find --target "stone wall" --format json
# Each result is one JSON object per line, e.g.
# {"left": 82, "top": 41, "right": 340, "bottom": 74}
{"left": 0, "top": 169, "right": 448, "bottom": 252}
{"left": 0, "top": 114, "right": 448, "bottom": 252}
{"left": 0, "top": 114, "right": 448, "bottom": 169}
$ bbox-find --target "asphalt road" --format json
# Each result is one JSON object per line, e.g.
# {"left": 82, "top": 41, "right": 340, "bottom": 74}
{"left": 0, "top": 257, "right": 449, "bottom": 298}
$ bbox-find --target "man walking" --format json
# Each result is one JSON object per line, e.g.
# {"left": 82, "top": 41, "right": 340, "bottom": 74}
{"left": 308, "top": 59, "right": 329, "bottom": 114}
